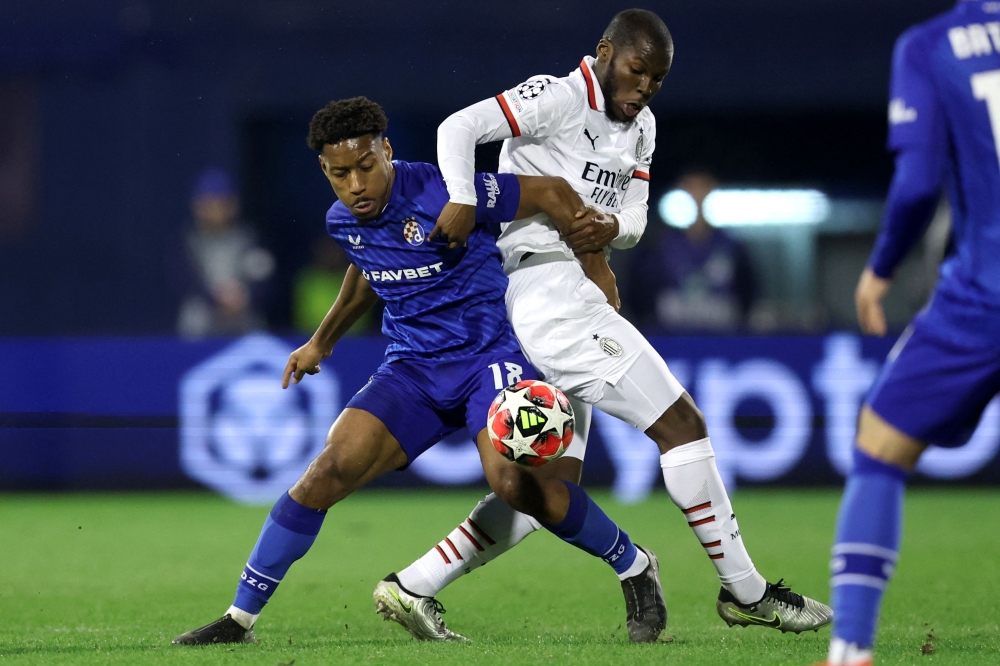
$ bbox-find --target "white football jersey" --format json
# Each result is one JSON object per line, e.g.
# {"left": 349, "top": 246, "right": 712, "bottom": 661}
{"left": 437, "top": 55, "right": 656, "bottom": 273}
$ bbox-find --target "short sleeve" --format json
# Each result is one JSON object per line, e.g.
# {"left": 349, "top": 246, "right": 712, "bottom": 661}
{"left": 494, "top": 77, "right": 575, "bottom": 139}
{"left": 887, "top": 30, "right": 946, "bottom": 151}
{"left": 474, "top": 172, "right": 520, "bottom": 229}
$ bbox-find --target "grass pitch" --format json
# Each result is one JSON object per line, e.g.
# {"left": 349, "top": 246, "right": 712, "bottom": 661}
{"left": 3, "top": 488, "right": 999, "bottom": 665}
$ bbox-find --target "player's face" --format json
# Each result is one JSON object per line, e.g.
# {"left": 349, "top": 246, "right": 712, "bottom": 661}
{"left": 596, "top": 39, "right": 672, "bottom": 124}
{"left": 318, "top": 134, "right": 394, "bottom": 221}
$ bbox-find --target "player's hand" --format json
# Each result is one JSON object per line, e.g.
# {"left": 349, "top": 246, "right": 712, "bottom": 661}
{"left": 577, "top": 250, "right": 621, "bottom": 312}
{"left": 430, "top": 202, "right": 476, "bottom": 249}
{"left": 562, "top": 207, "right": 618, "bottom": 253}
{"left": 855, "top": 267, "right": 892, "bottom": 337}
{"left": 282, "top": 340, "right": 332, "bottom": 389}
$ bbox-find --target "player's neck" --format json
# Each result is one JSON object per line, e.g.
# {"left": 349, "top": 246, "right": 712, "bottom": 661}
{"left": 381, "top": 165, "right": 396, "bottom": 216}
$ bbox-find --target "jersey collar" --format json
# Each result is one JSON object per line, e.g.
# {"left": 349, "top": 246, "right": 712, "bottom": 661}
{"left": 579, "top": 56, "right": 605, "bottom": 113}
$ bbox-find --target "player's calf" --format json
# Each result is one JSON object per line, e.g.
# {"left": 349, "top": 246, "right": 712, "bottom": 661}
{"left": 476, "top": 431, "right": 665, "bottom": 642}
{"left": 173, "top": 408, "right": 408, "bottom": 645}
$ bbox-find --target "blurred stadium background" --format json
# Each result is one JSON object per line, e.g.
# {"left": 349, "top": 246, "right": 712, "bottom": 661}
{"left": 3, "top": 1, "right": 998, "bottom": 664}
{"left": 3, "top": 0, "right": 997, "bottom": 495}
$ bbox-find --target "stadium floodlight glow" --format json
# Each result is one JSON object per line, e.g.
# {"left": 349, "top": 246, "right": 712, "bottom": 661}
{"left": 658, "top": 188, "right": 831, "bottom": 228}
{"left": 658, "top": 189, "right": 698, "bottom": 228}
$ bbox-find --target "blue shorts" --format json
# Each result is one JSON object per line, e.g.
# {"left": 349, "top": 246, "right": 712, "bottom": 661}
{"left": 346, "top": 349, "right": 537, "bottom": 464}
{"left": 867, "top": 291, "right": 1000, "bottom": 447}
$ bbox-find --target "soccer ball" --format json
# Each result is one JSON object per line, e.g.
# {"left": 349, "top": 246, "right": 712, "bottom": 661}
{"left": 487, "top": 379, "right": 574, "bottom": 467}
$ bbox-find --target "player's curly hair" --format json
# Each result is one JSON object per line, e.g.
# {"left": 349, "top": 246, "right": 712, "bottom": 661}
{"left": 603, "top": 9, "right": 672, "bottom": 54}
{"left": 307, "top": 96, "right": 388, "bottom": 151}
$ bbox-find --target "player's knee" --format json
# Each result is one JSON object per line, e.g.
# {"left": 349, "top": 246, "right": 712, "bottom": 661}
{"left": 486, "top": 466, "right": 536, "bottom": 514}
{"left": 649, "top": 392, "right": 708, "bottom": 452}
{"left": 295, "top": 440, "right": 367, "bottom": 507}
{"left": 855, "top": 406, "right": 925, "bottom": 470}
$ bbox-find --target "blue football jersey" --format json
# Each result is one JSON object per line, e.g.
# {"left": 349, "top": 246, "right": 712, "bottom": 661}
{"left": 326, "top": 161, "right": 521, "bottom": 362}
{"left": 887, "top": 0, "right": 1000, "bottom": 304}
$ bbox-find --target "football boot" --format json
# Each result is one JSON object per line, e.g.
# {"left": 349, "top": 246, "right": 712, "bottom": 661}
{"left": 717, "top": 578, "right": 833, "bottom": 633}
{"left": 620, "top": 545, "right": 668, "bottom": 642}
{"left": 172, "top": 614, "right": 255, "bottom": 645}
{"left": 373, "top": 573, "right": 468, "bottom": 642}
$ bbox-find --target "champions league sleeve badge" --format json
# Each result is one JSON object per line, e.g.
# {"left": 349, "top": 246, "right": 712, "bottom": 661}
{"left": 517, "top": 80, "right": 546, "bottom": 101}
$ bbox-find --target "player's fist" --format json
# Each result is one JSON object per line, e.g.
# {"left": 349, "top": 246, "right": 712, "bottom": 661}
{"left": 562, "top": 207, "right": 618, "bottom": 253}
{"left": 282, "top": 340, "right": 332, "bottom": 389}
{"left": 430, "top": 202, "right": 476, "bottom": 249}
{"left": 855, "top": 266, "right": 892, "bottom": 337}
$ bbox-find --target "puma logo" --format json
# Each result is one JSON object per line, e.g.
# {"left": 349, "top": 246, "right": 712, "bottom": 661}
{"left": 583, "top": 128, "right": 599, "bottom": 150}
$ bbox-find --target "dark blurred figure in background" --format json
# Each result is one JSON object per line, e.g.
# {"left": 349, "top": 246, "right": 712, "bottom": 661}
{"left": 173, "top": 168, "right": 275, "bottom": 337}
{"left": 292, "top": 236, "right": 374, "bottom": 336}
{"left": 627, "top": 171, "right": 757, "bottom": 333}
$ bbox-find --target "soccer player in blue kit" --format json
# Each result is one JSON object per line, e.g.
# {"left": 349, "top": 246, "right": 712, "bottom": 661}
{"left": 173, "top": 96, "right": 667, "bottom": 645}
{"left": 819, "top": 2, "right": 1000, "bottom": 664}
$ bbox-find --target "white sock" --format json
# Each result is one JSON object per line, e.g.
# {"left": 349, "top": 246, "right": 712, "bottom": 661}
{"left": 617, "top": 548, "right": 650, "bottom": 581}
{"left": 225, "top": 605, "right": 258, "bottom": 630}
{"left": 396, "top": 493, "right": 541, "bottom": 598}
{"left": 827, "top": 637, "right": 873, "bottom": 665}
{"left": 659, "top": 438, "right": 767, "bottom": 604}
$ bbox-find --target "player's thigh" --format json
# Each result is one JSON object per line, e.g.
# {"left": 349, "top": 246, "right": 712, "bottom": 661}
{"left": 867, "top": 304, "right": 1000, "bottom": 450}
{"left": 506, "top": 262, "right": 634, "bottom": 401}
{"left": 292, "top": 407, "right": 408, "bottom": 509}
{"left": 348, "top": 359, "right": 456, "bottom": 466}
{"left": 556, "top": 397, "right": 590, "bottom": 478}
{"left": 595, "top": 343, "right": 687, "bottom": 436}
{"left": 855, "top": 406, "right": 926, "bottom": 470}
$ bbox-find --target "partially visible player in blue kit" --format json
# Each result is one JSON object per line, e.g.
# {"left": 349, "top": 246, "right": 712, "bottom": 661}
{"left": 819, "top": 2, "right": 1000, "bottom": 665}
{"left": 173, "top": 96, "right": 667, "bottom": 645}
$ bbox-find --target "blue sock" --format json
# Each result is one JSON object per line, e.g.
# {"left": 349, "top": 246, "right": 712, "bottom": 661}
{"left": 831, "top": 448, "right": 907, "bottom": 648}
{"left": 543, "top": 481, "right": 639, "bottom": 577}
{"left": 232, "top": 492, "right": 327, "bottom": 614}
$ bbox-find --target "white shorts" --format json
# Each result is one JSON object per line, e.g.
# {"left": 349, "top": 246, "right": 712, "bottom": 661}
{"left": 506, "top": 257, "right": 685, "bottom": 444}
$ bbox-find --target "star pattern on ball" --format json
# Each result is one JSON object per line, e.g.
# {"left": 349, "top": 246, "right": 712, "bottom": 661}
{"left": 535, "top": 397, "right": 572, "bottom": 439}
{"left": 496, "top": 386, "right": 542, "bottom": 460}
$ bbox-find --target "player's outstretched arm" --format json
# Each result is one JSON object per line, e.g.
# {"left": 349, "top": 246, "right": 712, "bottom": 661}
{"left": 514, "top": 175, "right": 620, "bottom": 311}
{"left": 282, "top": 264, "right": 379, "bottom": 388}
{"left": 432, "top": 98, "right": 518, "bottom": 248}
{"left": 435, "top": 81, "right": 572, "bottom": 246}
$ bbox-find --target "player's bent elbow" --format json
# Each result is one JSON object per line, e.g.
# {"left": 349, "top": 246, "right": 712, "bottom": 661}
{"left": 437, "top": 111, "right": 472, "bottom": 140}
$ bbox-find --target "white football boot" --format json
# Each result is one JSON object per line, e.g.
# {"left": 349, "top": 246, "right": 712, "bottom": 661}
{"left": 373, "top": 574, "right": 468, "bottom": 642}
{"left": 717, "top": 578, "right": 833, "bottom": 633}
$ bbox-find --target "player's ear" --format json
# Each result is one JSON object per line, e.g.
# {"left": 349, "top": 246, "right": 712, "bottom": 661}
{"left": 317, "top": 154, "right": 329, "bottom": 176}
{"left": 381, "top": 136, "right": 393, "bottom": 162}
{"left": 596, "top": 39, "right": 613, "bottom": 64}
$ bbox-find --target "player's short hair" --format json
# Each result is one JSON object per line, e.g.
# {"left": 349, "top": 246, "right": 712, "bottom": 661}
{"left": 307, "top": 96, "right": 388, "bottom": 151}
{"left": 602, "top": 9, "right": 672, "bottom": 55}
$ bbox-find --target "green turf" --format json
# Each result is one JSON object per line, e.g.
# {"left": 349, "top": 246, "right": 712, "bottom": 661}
{"left": 2, "top": 488, "right": 998, "bottom": 665}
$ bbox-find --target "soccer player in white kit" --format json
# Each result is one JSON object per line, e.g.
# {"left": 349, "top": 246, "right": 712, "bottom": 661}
{"left": 377, "top": 9, "right": 832, "bottom": 641}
